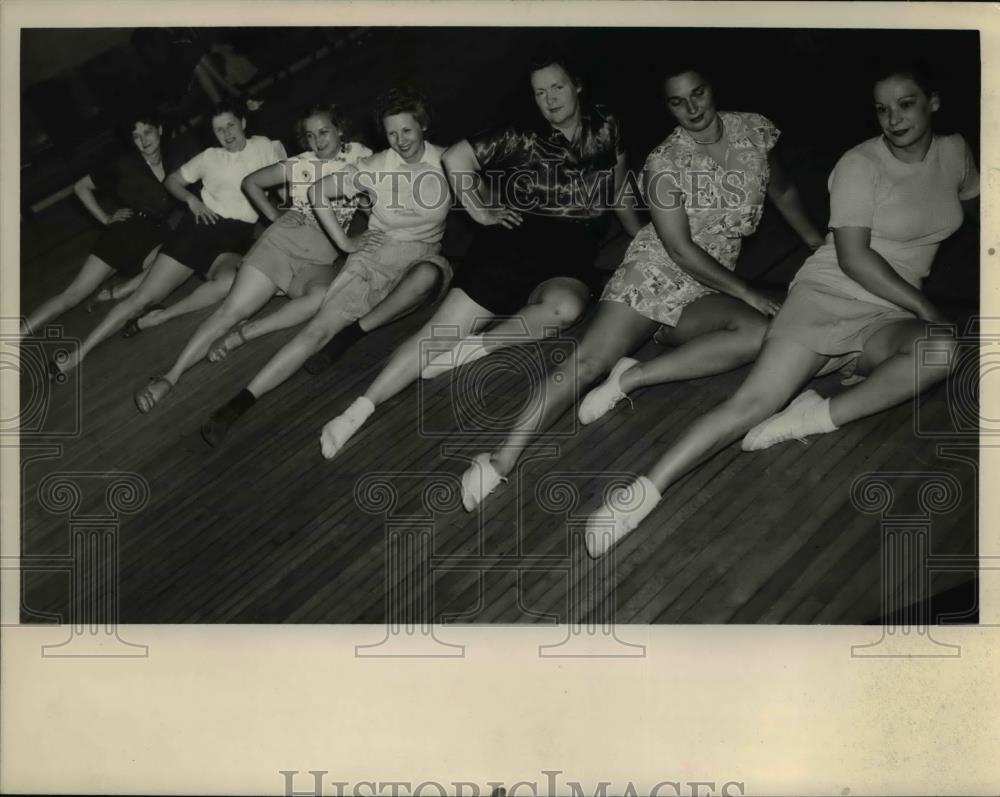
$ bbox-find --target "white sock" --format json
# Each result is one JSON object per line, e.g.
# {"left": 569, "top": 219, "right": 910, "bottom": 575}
{"left": 808, "top": 397, "right": 838, "bottom": 434}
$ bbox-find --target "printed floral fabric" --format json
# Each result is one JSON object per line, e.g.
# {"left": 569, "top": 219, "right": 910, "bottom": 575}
{"left": 602, "top": 111, "right": 779, "bottom": 326}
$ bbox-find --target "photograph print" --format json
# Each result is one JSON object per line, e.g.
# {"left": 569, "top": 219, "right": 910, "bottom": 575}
{"left": 16, "top": 24, "right": 983, "bottom": 627}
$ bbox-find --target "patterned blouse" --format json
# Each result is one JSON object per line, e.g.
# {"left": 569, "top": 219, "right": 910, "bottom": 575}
{"left": 469, "top": 103, "right": 623, "bottom": 220}
{"left": 601, "top": 111, "right": 780, "bottom": 326}
{"left": 644, "top": 110, "right": 779, "bottom": 241}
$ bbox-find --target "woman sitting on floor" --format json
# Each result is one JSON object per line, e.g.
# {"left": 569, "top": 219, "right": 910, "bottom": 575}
{"left": 133, "top": 102, "right": 372, "bottom": 412}
{"left": 53, "top": 101, "right": 286, "bottom": 376}
{"left": 314, "top": 52, "right": 643, "bottom": 461}
{"left": 457, "top": 63, "right": 825, "bottom": 511}
{"left": 22, "top": 109, "right": 183, "bottom": 340}
{"left": 583, "top": 60, "right": 979, "bottom": 558}
{"left": 200, "top": 87, "right": 454, "bottom": 446}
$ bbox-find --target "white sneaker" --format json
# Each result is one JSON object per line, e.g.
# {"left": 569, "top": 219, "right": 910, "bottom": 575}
{"left": 319, "top": 396, "right": 375, "bottom": 460}
{"left": 584, "top": 476, "right": 661, "bottom": 558}
{"left": 421, "top": 335, "right": 489, "bottom": 379}
{"left": 460, "top": 453, "right": 507, "bottom": 512}
{"left": 741, "top": 389, "right": 828, "bottom": 451}
{"left": 578, "top": 357, "right": 637, "bottom": 425}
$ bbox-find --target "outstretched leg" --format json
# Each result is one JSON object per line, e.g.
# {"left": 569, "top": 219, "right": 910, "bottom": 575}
{"left": 159, "top": 264, "right": 277, "bottom": 387}
{"left": 58, "top": 254, "right": 193, "bottom": 373}
{"left": 487, "top": 301, "right": 656, "bottom": 478}
{"left": 22, "top": 255, "right": 115, "bottom": 336}
{"left": 92, "top": 246, "right": 161, "bottom": 305}
{"left": 421, "top": 277, "right": 590, "bottom": 378}
{"left": 315, "top": 288, "right": 494, "bottom": 459}
{"left": 619, "top": 294, "right": 768, "bottom": 392}
{"left": 646, "top": 339, "right": 825, "bottom": 490}
{"left": 136, "top": 253, "right": 240, "bottom": 331}
{"left": 830, "top": 319, "right": 955, "bottom": 426}
{"left": 742, "top": 319, "right": 957, "bottom": 450}
{"left": 305, "top": 259, "right": 447, "bottom": 374}
{"left": 583, "top": 339, "right": 825, "bottom": 558}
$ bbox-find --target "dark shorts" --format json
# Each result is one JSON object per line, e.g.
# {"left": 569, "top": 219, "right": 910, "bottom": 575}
{"left": 452, "top": 215, "right": 607, "bottom": 315}
{"left": 90, "top": 214, "right": 169, "bottom": 277}
{"left": 158, "top": 214, "right": 256, "bottom": 278}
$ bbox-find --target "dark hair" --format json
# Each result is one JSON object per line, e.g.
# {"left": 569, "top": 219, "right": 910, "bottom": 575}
{"left": 373, "top": 87, "right": 430, "bottom": 135}
{"left": 528, "top": 50, "right": 584, "bottom": 91}
{"left": 119, "top": 107, "right": 163, "bottom": 136}
{"left": 295, "top": 103, "right": 355, "bottom": 150}
{"left": 208, "top": 101, "right": 247, "bottom": 131}
{"left": 113, "top": 107, "right": 166, "bottom": 150}
{"left": 662, "top": 62, "right": 714, "bottom": 88}
{"left": 870, "top": 58, "right": 938, "bottom": 98}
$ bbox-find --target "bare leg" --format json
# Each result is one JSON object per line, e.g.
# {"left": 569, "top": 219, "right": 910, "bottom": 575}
{"left": 315, "top": 287, "right": 496, "bottom": 459}
{"left": 489, "top": 301, "right": 658, "bottom": 475}
{"left": 479, "top": 277, "right": 590, "bottom": 346}
{"left": 829, "top": 319, "right": 956, "bottom": 427}
{"left": 362, "top": 288, "right": 495, "bottom": 406}
{"left": 356, "top": 260, "right": 446, "bottom": 333}
{"left": 161, "top": 264, "right": 277, "bottom": 386}
{"left": 23, "top": 254, "right": 115, "bottom": 335}
{"left": 59, "top": 254, "right": 193, "bottom": 372}
{"left": 305, "top": 261, "right": 449, "bottom": 376}
{"left": 90, "top": 247, "right": 161, "bottom": 307}
{"left": 245, "top": 299, "right": 355, "bottom": 399}
{"left": 138, "top": 253, "right": 240, "bottom": 330}
{"left": 420, "top": 277, "right": 592, "bottom": 378}
{"left": 240, "top": 286, "right": 326, "bottom": 341}
{"left": 619, "top": 294, "right": 769, "bottom": 392}
{"left": 644, "top": 339, "right": 825, "bottom": 492}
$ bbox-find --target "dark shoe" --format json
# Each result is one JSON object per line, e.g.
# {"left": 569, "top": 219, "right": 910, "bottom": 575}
{"left": 122, "top": 303, "right": 165, "bottom": 339}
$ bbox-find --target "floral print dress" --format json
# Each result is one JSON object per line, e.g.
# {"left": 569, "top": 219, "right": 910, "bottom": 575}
{"left": 601, "top": 111, "right": 779, "bottom": 326}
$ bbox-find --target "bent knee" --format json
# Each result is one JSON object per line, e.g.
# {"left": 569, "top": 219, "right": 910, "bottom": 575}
{"left": 538, "top": 289, "right": 587, "bottom": 325}
{"left": 408, "top": 261, "right": 444, "bottom": 297}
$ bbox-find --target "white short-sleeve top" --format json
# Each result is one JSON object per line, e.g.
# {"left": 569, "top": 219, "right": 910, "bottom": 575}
{"left": 179, "top": 135, "right": 288, "bottom": 223}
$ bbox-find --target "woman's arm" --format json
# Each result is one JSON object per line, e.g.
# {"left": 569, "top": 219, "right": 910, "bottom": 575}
{"left": 307, "top": 169, "right": 364, "bottom": 252}
{"left": 165, "top": 169, "right": 219, "bottom": 225}
{"left": 833, "top": 227, "right": 945, "bottom": 322}
{"left": 612, "top": 152, "right": 642, "bottom": 238}
{"left": 74, "top": 175, "right": 112, "bottom": 226}
{"left": 647, "top": 169, "right": 780, "bottom": 317}
{"left": 766, "top": 153, "right": 826, "bottom": 250}
{"left": 442, "top": 139, "right": 522, "bottom": 229}
{"left": 241, "top": 162, "right": 288, "bottom": 224}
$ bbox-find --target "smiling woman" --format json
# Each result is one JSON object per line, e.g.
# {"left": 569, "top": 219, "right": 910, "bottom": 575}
{"left": 21, "top": 108, "right": 185, "bottom": 341}
{"left": 130, "top": 102, "right": 374, "bottom": 414}
{"left": 200, "top": 87, "right": 455, "bottom": 447}
{"left": 581, "top": 59, "right": 980, "bottom": 556}
{"left": 51, "top": 101, "right": 286, "bottom": 377}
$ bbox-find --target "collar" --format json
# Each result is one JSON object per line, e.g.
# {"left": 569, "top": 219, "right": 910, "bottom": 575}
{"left": 384, "top": 141, "right": 443, "bottom": 169}
{"left": 543, "top": 106, "right": 595, "bottom": 144}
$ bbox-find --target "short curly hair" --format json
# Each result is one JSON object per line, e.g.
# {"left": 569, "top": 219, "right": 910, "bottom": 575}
{"left": 373, "top": 87, "right": 430, "bottom": 135}
{"left": 295, "top": 102, "right": 356, "bottom": 150}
